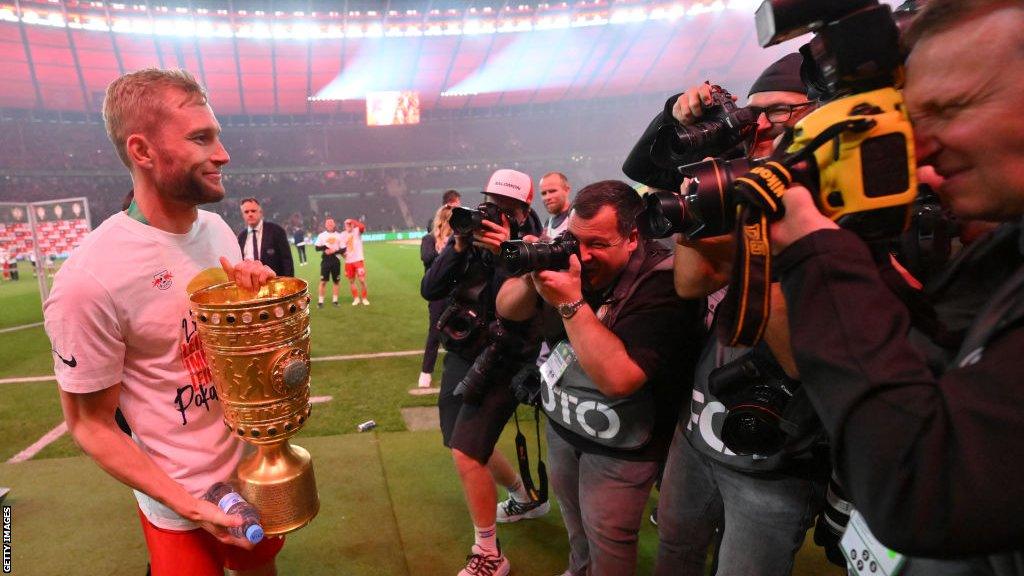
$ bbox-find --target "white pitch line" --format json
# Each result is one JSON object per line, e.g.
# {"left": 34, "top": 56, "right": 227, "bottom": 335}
{"left": 310, "top": 395, "right": 333, "bottom": 404}
{"left": 310, "top": 349, "right": 425, "bottom": 362}
{"left": 7, "top": 421, "right": 67, "bottom": 464}
{"left": 0, "top": 321, "right": 43, "bottom": 334}
{"left": 0, "top": 349, "right": 430, "bottom": 385}
{"left": 0, "top": 375, "right": 57, "bottom": 385}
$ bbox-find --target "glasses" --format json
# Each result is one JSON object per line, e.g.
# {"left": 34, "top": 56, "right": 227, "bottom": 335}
{"left": 760, "top": 101, "right": 815, "bottom": 124}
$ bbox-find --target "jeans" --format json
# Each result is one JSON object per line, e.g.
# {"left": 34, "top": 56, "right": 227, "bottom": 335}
{"left": 546, "top": 423, "right": 660, "bottom": 576}
{"left": 655, "top": 424, "right": 822, "bottom": 576}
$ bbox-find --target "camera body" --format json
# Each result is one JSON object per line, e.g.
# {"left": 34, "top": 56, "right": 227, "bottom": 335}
{"left": 437, "top": 302, "right": 489, "bottom": 354}
{"left": 497, "top": 232, "right": 580, "bottom": 276}
{"left": 760, "top": 0, "right": 918, "bottom": 240}
{"left": 450, "top": 202, "right": 505, "bottom": 235}
{"left": 651, "top": 85, "right": 760, "bottom": 171}
{"left": 707, "top": 348, "right": 800, "bottom": 456}
{"left": 640, "top": 1, "right": 917, "bottom": 243}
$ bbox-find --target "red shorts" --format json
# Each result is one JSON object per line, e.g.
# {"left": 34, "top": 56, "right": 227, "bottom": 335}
{"left": 344, "top": 260, "right": 366, "bottom": 280}
{"left": 137, "top": 508, "right": 284, "bottom": 575}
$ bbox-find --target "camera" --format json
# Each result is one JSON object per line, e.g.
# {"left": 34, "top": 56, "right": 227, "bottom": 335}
{"left": 755, "top": 0, "right": 917, "bottom": 240}
{"left": 454, "top": 319, "right": 535, "bottom": 405}
{"left": 707, "top": 349, "right": 800, "bottom": 455}
{"left": 497, "top": 232, "right": 580, "bottom": 276}
{"left": 509, "top": 365, "right": 543, "bottom": 407}
{"left": 650, "top": 85, "right": 761, "bottom": 170}
{"left": 437, "top": 302, "right": 488, "bottom": 354}
{"left": 638, "top": 158, "right": 753, "bottom": 240}
{"left": 893, "top": 184, "right": 959, "bottom": 283}
{"left": 450, "top": 202, "right": 505, "bottom": 235}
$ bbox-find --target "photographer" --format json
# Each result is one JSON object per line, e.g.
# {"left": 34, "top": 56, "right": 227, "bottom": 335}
{"left": 624, "top": 54, "right": 831, "bottom": 575}
{"left": 420, "top": 169, "right": 545, "bottom": 576}
{"left": 497, "top": 180, "right": 701, "bottom": 576}
{"left": 767, "top": 0, "right": 1024, "bottom": 571}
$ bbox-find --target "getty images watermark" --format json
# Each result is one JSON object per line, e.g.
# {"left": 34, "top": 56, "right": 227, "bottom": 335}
{"left": 2, "top": 504, "right": 10, "bottom": 574}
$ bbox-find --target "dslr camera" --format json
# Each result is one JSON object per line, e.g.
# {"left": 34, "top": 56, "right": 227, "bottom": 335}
{"left": 649, "top": 85, "right": 760, "bottom": 172}
{"left": 707, "top": 349, "right": 801, "bottom": 455}
{"left": 450, "top": 202, "right": 505, "bottom": 235}
{"left": 640, "top": 0, "right": 917, "bottom": 243}
{"left": 497, "top": 232, "right": 580, "bottom": 276}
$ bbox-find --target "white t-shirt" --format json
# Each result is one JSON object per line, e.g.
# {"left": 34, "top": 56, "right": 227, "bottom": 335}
{"left": 43, "top": 210, "right": 245, "bottom": 531}
{"left": 339, "top": 228, "right": 364, "bottom": 264}
{"left": 314, "top": 230, "right": 345, "bottom": 258}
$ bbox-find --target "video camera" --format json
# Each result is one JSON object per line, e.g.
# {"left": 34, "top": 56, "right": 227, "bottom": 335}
{"left": 640, "top": 0, "right": 917, "bottom": 244}
{"left": 497, "top": 232, "right": 580, "bottom": 276}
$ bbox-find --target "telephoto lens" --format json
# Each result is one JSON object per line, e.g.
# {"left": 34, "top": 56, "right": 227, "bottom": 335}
{"left": 638, "top": 157, "right": 752, "bottom": 239}
{"left": 497, "top": 233, "right": 579, "bottom": 276}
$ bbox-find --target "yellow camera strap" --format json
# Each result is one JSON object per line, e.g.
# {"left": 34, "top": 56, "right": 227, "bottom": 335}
{"left": 718, "top": 161, "right": 793, "bottom": 347}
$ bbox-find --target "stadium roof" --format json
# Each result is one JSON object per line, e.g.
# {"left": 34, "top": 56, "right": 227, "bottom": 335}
{"left": 0, "top": 0, "right": 829, "bottom": 117}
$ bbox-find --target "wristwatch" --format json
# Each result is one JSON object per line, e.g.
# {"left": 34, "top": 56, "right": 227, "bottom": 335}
{"left": 557, "top": 298, "right": 587, "bottom": 319}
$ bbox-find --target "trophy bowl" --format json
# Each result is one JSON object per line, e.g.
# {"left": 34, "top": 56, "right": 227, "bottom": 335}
{"left": 189, "top": 276, "right": 319, "bottom": 536}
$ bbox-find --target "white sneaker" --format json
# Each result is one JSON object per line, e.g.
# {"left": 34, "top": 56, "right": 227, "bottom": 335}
{"left": 352, "top": 297, "right": 360, "bottom": 306}
{"left": 361, "top": 297, "right": 370, "bottom": 305}
{"left": 496, "top": 497, "right": 550, "bottom": 523}
{"left": 458, "top": 545, "right": 509, "bottom": 576}
{"left": 418, "top": 372, "right": 432, "bottom": 388}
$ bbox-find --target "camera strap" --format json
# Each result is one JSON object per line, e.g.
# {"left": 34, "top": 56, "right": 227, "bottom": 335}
{"left": 719, "top": 119, "right": 877, "bottom": 346}
{"left": 512, "top": 408, "right": 548, "bottom": 504}
{"left": 718, "top": 161, "right": 793, "bottom": 346}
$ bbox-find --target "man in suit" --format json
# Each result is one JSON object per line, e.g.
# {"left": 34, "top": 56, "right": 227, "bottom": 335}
{"left": 238, "top": 197, "right": 294, "bottom": 277}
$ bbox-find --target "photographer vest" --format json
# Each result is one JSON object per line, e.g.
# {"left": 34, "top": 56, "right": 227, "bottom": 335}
{"left": 541, "top": 241, "right": 675, "bottom": 451}
{"left": 684, "top": 297, "right": 826, "bottom": 474}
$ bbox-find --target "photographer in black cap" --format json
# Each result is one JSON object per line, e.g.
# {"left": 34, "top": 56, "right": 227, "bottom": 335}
{"left": 624, "top": 55, "right": 831, "bottom": 576}
{"left": 766, "top": 1, "right": 1024, "bottom": 573}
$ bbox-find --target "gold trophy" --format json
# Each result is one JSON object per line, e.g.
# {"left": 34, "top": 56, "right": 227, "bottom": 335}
{"left": 189, "top": 276, "right": 319, "bottom": 535}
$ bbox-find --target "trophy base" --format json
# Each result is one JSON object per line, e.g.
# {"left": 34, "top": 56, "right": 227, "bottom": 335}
{"left": 236, "top": 442, "right": 320, "bottom": 536}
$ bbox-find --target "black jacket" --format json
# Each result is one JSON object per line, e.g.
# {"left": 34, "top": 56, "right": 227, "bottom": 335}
{"left": 237, "top": 220, "right": 294, "bottom": 277}
{"left": 776, "top": 223, "right": 1024, "bottom": 561}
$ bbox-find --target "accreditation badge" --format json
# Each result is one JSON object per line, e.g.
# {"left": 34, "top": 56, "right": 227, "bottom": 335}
{"left": 540, "top": 340, "right": 576, "bottom": 388}
{"left": 841, "top": 509, "right": 905, "bottom": 576}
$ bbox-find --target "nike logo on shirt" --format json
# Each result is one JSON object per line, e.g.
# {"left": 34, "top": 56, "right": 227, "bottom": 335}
{"left": 53, "top": 350, "right": 77, "bottom": 368}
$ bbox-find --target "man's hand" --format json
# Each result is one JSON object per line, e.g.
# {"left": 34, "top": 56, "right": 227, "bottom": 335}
{"left": 220, "top": 257, "right": 277, "bottom": 291}
{"left": 471, "top": 217, "right": 511, "bottom": 255}
{"left": 531, "top": 254, "right": 584, "bottom": 307}
{"left": 769, "top": 185, "right": 838, "bottom": 253}
{"left": 193, "top": 498, "right": 255, "bottom": 550}
{"left": 671, "top": 82, "right": 737, "bottom": 125}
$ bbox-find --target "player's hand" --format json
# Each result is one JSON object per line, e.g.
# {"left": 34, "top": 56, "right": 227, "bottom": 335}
{"left": 768, "top": 185, "right": 838, "bottom": 253}
{"left": 472, "top": 217, "right": 511, "bottom": 255}
{"left": 193, "top": 498, "right": 255, "bottom": 550}
{"left": 532, "top": 254, "right": 583, "bottom": 309}
{"left": 220, "top": 257, "right": 276, "bottom": 291}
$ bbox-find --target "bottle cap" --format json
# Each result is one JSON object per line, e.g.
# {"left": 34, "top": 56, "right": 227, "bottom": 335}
{"left": 245, "top": 524, "right": 265, "bottom": 544}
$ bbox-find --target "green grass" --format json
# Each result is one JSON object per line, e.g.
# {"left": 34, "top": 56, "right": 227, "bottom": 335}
{"left": 0, "top": 270, "right": 47, "bottom": 329}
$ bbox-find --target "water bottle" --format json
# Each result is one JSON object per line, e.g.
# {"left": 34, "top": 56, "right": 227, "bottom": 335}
{"left": 203, "top": 482, "right": 265, "bottom": 545}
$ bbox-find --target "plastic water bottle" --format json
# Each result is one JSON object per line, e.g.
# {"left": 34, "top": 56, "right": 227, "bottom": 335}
{"left": 203, "top": 482, "right": 265, "bottom": 545}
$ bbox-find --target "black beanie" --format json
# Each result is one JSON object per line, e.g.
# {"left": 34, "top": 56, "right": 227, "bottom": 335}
{"left": 748, "top": 53, "right": 807, "bottom": 97}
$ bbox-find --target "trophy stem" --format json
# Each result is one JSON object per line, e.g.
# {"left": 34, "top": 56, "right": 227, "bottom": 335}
{"left": 236, "top": 441, "right": 319, "bottom": 536}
